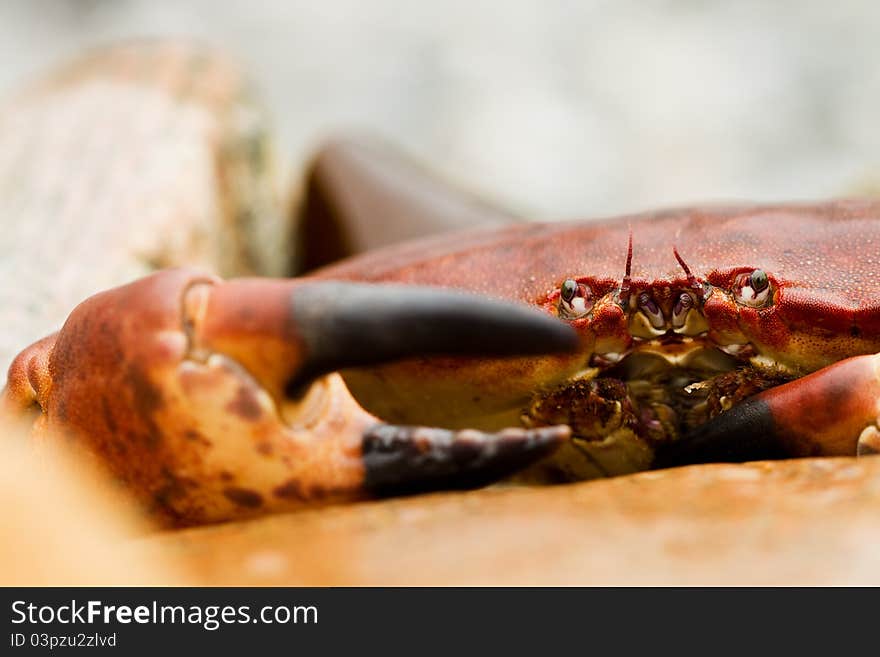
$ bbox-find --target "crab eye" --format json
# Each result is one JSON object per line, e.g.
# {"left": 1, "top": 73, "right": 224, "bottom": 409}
{"left": 558, "top": 280, "right": 593, "bottom": 319}
{"left": 561, "top": 279, "right": 578, "bottom": 302}
{"left": 734, "top": 269, "right": 773, "bottom": 308}
{"left": 750, "top": 269, "right": 769, "bottom": 293}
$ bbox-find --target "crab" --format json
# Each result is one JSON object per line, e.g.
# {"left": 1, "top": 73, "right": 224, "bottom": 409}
{"left": 316, "top": 198, "right": 880, "bottom": 483}
{"left": 3, "top": 139, "right": 880, "bottom": 527}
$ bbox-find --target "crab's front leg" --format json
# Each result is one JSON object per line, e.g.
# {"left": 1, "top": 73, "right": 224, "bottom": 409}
{"left": 3, "top": 268, "right": 575, "bottom": 526}
{"left": 658, "top": 353, "right": 880, "bottom": 466}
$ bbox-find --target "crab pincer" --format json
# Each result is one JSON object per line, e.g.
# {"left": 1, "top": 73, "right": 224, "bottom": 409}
{"left": 3, "top": 268, "right": 575, "bottom": 525}
{"left": 657, "top": 353, "right": 880, "bottom": 466}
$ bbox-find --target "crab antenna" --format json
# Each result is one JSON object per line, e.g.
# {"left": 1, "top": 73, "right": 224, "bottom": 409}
{"left": 619, "top": 227, "right": 633, "bottom": 305}
{"left": 673, "top": 246, "right": 704, "bottom": 300}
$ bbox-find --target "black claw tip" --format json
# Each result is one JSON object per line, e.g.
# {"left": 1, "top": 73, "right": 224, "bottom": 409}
{"left": 362, "top": 424, "right": 569, "bottom": 496}
{"left": 287, "top": 282, "right": 579, "bottom": 391}
{"left": 655, "top": 397, "right": 786, "bottom": 469}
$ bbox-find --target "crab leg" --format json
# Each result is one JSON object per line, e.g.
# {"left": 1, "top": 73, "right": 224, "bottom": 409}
{"left": 4, "top": 268, "right": 574, "bottom": 525}
{"left": 296, "top": 138, "right": 519, "bottom": 272}
{"left": 657, "top": 353, "right": 880, "bottom": 467}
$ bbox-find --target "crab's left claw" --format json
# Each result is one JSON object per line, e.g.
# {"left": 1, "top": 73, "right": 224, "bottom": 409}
{"left": 657, "top": 353, "right": 880, "bottom": 467}
{"left": 4, "top": 268, "right": 574, "bottom": 525}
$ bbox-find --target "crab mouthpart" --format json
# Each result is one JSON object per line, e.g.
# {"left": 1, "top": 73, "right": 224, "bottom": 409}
{"left": 522, "top": 337, "right": 794, "bottom": 480}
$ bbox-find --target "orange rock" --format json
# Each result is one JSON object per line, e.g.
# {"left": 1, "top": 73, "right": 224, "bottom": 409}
{"left": 144, "top": 456, "right": 880, "bottom": 585}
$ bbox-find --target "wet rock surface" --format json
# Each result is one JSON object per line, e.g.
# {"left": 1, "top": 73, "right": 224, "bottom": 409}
{"left": 145, "top": 456, "right": 880, "bottom": 585}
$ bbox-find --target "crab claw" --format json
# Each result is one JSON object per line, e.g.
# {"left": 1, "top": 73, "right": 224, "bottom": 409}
{"left": 657, "top": 353, "right": 880, "bottom": 467}
{"left": 185, "top": 275, "right": 579, "bottom": 397}
{"left": 363, "top": 424, "right": 570, "bottom": 496}
{"left": 4, "top": 268, "right": 575, "bottom": 525}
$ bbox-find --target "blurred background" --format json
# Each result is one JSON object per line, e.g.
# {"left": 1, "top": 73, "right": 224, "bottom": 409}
{"left": 1, "top": 0, "right": 879, "bottom": 219}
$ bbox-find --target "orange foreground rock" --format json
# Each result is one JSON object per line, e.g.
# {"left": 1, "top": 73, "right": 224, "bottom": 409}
{"left": 0, "top": 428, "right": 187, "bottom": 586}
{"left": 4, "top": 408, "right": 879, "bottom": 585}
{"left": 142, "top": 456, "right": 880, "bottom": 586}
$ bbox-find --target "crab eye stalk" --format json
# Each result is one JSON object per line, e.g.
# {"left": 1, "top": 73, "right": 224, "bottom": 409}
{"left": 734, "top": 269, "right": 773, "bottom": 308}
{"left": 557, "top": 279, "right": 593, "bottom": 319}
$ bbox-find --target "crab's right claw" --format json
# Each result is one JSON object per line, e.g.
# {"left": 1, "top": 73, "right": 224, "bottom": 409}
{"left": 188, "top": 278, "right": 580, "bottom": 397}
{"left": 4, "top": 269, "right": 575, "bottom": 525}
{"left": 187, "top": 276, "right": 576, "bottom": 498}
{"left": 362, "top": 424, "right": 570, "bottom": 496}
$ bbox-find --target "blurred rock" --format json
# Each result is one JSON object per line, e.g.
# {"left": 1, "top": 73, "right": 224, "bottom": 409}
{"left": 0, "top": 422, "right": 185, "bottom": 585}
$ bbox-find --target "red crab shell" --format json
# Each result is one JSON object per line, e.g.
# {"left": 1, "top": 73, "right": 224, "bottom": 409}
{"left": 316, "top": 200, "right": 880, "bottom": 430}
